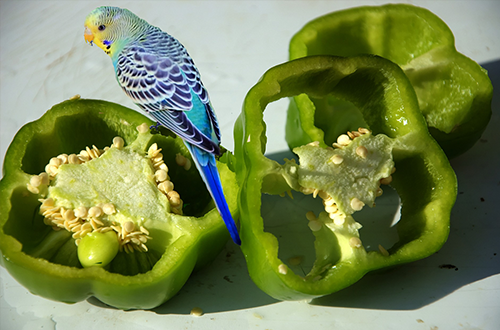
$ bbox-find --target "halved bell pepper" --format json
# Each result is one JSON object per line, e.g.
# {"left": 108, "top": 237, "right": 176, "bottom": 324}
{"left": 0, "top": 98, "right": 238, "bottom": 309}
{"left": 234, "top": 55, "right": 457, "bottom": 300}
{"left": 288, "top": 4, "right": 493, "bottom": 158}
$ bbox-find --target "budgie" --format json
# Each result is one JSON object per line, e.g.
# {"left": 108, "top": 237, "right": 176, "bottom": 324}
{"left": 84, "top": 6, "right": 241, "bottom": 245}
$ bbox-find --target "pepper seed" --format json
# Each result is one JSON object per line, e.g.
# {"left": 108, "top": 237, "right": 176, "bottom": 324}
{"left": 278, "top": 264, "right": 288, "bottom": 275}
{"left": 337, "top": 134, "right": 351, "bottom": 146}
{"left": 356, "top": 146, "right": 368, "bottom": 158}
{"left": 350, "top": 198, "right": 365, "bottom": 211}
{"left": 136, "top": 123, "right": 149, "bottom": 133}
{"left": 88, "top": 206, "right": 103, "bottom": 218}
{"left": 330, "top": 154, "right": 344, "bottom": 165}
{"left": 349, "top": 237, "right": 362, "bottom": 248}
{"left": 305, "top": 211, "right": 317, "bottom": 221}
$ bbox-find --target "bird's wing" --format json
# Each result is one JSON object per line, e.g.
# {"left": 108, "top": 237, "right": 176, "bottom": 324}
{"left": 115, "top": 31, "right": 221, "bottom": 151}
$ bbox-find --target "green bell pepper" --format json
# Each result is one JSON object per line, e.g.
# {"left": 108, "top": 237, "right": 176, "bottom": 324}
{"left": 234, "top": 55, "right": 457, "bottom": 300}
{"left": 0, "top": 98, "right": 238, "bottom": 309}
{"left": 288, "top": 4, "right": 493, "bottom": 158}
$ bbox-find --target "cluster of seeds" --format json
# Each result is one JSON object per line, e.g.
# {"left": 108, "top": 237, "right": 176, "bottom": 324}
{"left": 27, "top": 123, "right": 187, "bottom": 253}
{"left": 322, "top": 128, "right": 371, "bottom": 165}
{"left": 332, "top": 127, "right": 371, "bottom": 149}
{"left": 39, "top": 197, "right": 151, "bottom": 252}
{"left": 27, "top": 172, "right": 49, "bottom": 195}
{"left": 303, "top": 189, "right": 349, "bottom": 228}
{"left": 111, "top": 220, "right": 151, "bottom": 253}
{"left": 305, "top": 129, "right": 373, "bottom": 167}
{"left": 30, "top": 132, "right": 152, "bottom": 252}
{"left": 330, "top": 128, "right": 395, "bottom": 196}
{"left": 276, "top": 129, "right": 397, "bottom": 280}
{"left": 300, "top": 128, "right": 395, "bottom": 256}
{"left": 146, "top": 143, "right": 183, "bottom": 215}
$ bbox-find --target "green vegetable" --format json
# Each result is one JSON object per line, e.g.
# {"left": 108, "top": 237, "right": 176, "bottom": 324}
{"left": 234, "top": 55, "right": 457, "bottom": 300}
{"left": 288, "top": 4, "right": 493, "bottom": 158}
{"left": 0, "top": 98, "right": 238, "bottom": 309}
{"left": 78, "top": 231, "right": 119, "bottom": 268}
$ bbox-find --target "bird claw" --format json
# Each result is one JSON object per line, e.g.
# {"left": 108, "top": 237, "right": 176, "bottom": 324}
{"left": 149, "top": 122, "right": 162, "bottom": 132}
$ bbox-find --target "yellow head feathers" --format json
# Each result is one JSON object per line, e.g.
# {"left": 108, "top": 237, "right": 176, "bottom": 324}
{"left": 84, "top": 6, "right": 143, "bottom": 57}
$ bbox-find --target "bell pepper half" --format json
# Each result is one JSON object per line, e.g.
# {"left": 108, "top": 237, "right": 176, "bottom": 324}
{"left": 289, "top": 4, "right": 493, "bottom": 158}
{"left": 0, "top": 98, "right": 238, "bottom": 309}
{"left": 234, "top": 55, "right": 457, "bottom": 300}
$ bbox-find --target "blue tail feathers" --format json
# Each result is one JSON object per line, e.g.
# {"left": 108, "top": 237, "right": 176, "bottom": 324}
{"left": 185, "top": 143, "right": 241, "bottom": 245}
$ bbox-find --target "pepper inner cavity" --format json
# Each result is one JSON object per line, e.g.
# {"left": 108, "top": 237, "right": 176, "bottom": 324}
{"left": 27, "top": 123, "right": 185, "bottom": 267}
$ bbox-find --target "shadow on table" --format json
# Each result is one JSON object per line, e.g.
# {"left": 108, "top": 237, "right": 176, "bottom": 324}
{"left": 88, "top": 60, "right": 500, "bottom": 313}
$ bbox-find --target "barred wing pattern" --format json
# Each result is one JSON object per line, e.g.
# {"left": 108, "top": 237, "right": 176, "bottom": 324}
{"left": 115, "top": 27, "right": 221, "bottom": 154}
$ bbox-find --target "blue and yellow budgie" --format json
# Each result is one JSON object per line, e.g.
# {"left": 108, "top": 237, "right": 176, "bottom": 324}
{"left": 84, "top": 6, "right": 241, "bottom": 245}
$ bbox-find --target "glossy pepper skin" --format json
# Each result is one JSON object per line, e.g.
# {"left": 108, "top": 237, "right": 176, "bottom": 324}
{"left": 0, "top": 98, "right": 238, "bottom": 309}
{"left": 234, "top": 55, "right": 457, "bottom": 300}
{"left": 289, "top": 4, "right": 493, "bottom": 158}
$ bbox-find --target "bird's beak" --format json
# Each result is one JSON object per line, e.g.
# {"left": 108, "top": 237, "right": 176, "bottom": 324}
{"left": 84, "top": 26, "right": 94, "bottom": 45}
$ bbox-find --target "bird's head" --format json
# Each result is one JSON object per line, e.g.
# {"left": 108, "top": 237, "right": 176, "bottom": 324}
{"left": 84, "top": 6, "right": 141, "bottom": 57}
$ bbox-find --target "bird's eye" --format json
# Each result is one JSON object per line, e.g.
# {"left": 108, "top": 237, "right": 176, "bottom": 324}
{"left": 98, "top": 25, "right": 106, "bottom": 31}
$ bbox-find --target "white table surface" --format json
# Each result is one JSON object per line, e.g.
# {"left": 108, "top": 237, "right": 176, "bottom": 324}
{"left": 1, "top": 1, "right": 499, "bottom": 329}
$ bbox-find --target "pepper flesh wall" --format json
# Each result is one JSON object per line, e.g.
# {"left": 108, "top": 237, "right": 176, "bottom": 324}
{"left": 234, "top": 55, "right": 457, "bottom": 301}
{"left": 0, "top": 99, "right": 238, "bottom": 309}
{"left": 289, "top": 4, "right": 493, "bottom": 158}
